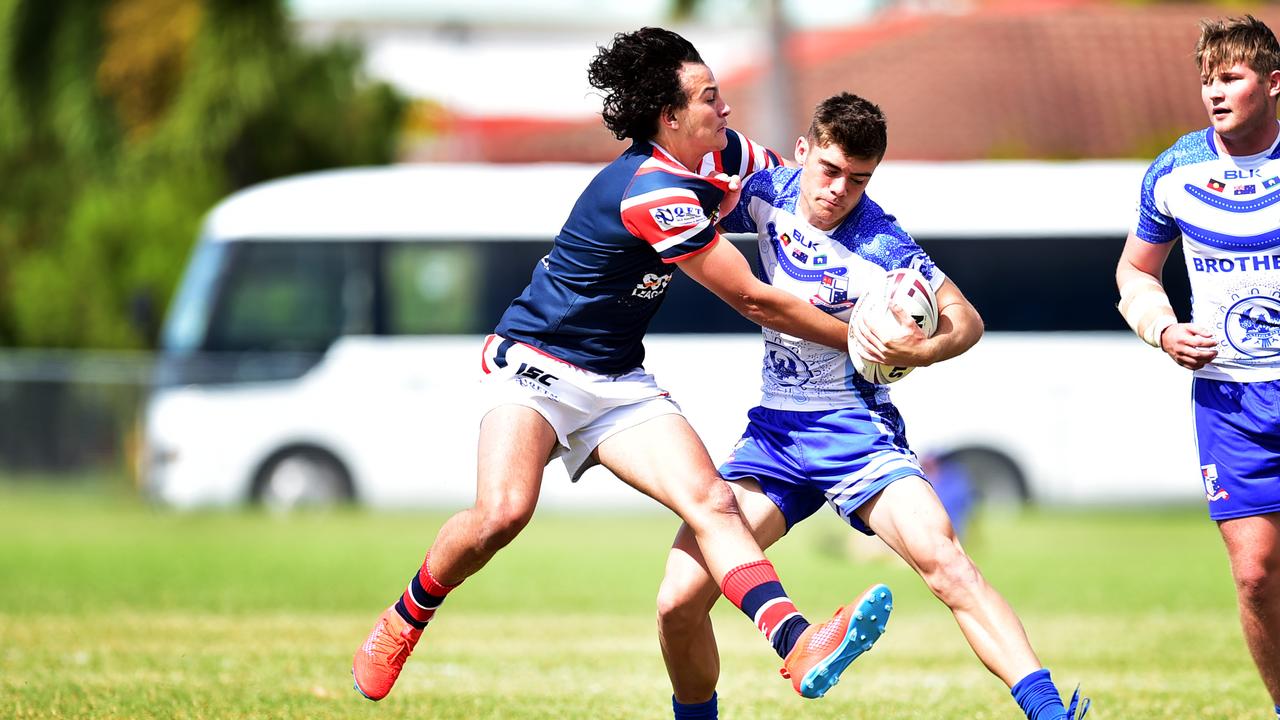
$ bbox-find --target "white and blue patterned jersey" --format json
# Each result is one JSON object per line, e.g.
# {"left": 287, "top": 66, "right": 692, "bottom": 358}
{"left": 720, "top": 166, "right": 945, "bottom": 411}
{"left": 1136, "top": 126, "right": 1280, "bottom": 382}
{"left": 495, "top": 131, "right": 780, "bottom": 374}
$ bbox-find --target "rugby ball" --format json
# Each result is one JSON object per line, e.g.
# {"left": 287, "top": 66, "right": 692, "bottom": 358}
{"left": 848, "top": 268, "right": 939, "bottom": 385}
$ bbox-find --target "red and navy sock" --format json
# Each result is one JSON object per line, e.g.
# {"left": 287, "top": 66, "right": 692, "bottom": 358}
{"left": 393, "top": 554, "right": 458, "bottom": 630}
{"left": 720, "top": 560, "right": 810, "bottom": 659}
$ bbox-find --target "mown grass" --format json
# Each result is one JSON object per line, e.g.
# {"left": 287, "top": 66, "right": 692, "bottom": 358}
{"left": 0, "top": 480, "right": 1267, "bottom": 718}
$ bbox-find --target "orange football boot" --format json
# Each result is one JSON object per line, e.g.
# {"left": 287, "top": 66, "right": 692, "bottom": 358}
{"left": 780, "top": 583, "right": 892, "bottom": 699}
{"left": 352, "top": 606, "right": 423, "bottom": 701}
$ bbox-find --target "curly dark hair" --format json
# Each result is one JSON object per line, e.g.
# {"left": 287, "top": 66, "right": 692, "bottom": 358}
{"left": 808, "top": 93, "right": 887, "bottom": 160}
{"left": 587, "top": 27, "right": 704, "bottom": 141}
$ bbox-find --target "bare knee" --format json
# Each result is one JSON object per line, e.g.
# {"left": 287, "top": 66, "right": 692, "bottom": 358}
{"left": 1232, "top": 557, "right": 1280, "bottom": 610}
{"left": 657, "top": 575, "right": 718, "bottom": 636}
{"left": 676, "top": 477, "right": 743, "bottom": 531}
{"left": 916, "top": 539, "right": 983, "bottom": 606}
{"left": 473, "top": 498, "right": 536, "bottom": 554}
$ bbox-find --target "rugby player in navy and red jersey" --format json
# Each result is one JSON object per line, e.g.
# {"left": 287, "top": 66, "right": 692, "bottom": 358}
{"left": 352, "top": 27, "right": 891, "bottom": 706}
{"left": 655, "top": 93, "right": 1090, "bottom": 720}
{"left": 1117, "top": 16, "right": 1280, "bottom": 719}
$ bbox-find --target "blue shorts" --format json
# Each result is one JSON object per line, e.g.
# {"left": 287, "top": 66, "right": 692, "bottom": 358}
{"left": 1193, "top": 377, "right": 1280, "bottom": 521}
{"left": 718, "top": 404, "right": 924, "bottom": 536}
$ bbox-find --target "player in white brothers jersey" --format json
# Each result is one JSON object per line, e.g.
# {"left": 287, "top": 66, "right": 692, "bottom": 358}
{"left": 657, "top": 93, "right": 1089, "bottom": 720}
{"left": 660, "top": 94, "right": 1090, "bottom": 717}
{"left": 1117, "top": 16, "right": 1280, "bottom": 718}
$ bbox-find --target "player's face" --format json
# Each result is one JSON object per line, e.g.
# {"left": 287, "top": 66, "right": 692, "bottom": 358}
{"left": 670, "top": 62, "right": 731, "bottom": 155}
{"left": 1201, "top": 60, "right": 1280, "bottom": 152}
{"left": 794, "top": 136, "right": 878, "bottom": 231}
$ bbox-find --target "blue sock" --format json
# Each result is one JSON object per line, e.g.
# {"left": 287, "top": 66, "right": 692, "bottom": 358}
{"left": 1011, "top": 668, "right": 1066, "bottom": 720}
{"left": 1273, "top": 703, "right": 1279, "bottom": 719}
{"left": 673, "top": 692, "right": 717, "bottom": 720}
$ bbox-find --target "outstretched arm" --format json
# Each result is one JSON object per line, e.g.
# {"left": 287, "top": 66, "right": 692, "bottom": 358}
{"left": 677, "top": 239, "right": 848, "bottom": 351}
{"left": 1116, "top": 232, "right": 1217, "bottom": 370}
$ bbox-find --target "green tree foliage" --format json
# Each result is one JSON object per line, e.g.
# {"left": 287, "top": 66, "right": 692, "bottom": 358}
{"left": 0, "top": 0, "right": 405, "bottom": 348}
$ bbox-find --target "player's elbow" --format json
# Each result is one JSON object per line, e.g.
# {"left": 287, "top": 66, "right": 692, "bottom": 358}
{"left": 934, "top": 306, "right": 983, "bottom": 363}
{"left": 969, "top": 307, "right": 986, "bottom": 340}
{"left": 730, "top": 288, "right": 779, "bottom": 326}
{"left": 963, "top": 307, "right": 985, "bottom": 349}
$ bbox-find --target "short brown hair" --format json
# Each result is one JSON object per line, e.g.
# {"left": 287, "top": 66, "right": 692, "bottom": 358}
{"left": 807, "top": 93, "right": 887, "bottom": 160}
{"left": 1196, "top": 15, "right": 1280, "bottom": 77}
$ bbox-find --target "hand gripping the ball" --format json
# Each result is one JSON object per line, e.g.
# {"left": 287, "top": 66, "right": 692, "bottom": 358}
{"left": 847, "top": 268, "right": 939, "bottom": 384}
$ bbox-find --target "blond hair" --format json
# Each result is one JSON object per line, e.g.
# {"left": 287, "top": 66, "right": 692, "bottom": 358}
{"left": 1196, "top": 15, "right": 1280, "bottom": 77}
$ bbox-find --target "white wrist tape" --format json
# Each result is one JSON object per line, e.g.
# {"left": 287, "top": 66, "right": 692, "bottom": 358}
{"left": 1118, "top": 277, "right": 1176, "bottom": 348}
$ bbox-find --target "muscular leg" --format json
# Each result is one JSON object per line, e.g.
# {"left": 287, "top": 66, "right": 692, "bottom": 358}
{"left": 353, "top": 404, "right": 559, "bottom": 701}
{"left": 858, "top": 476, "right": 1041, "bottom": 686}
{"left": 1219, "top": 513, "right": 1280, "bottom": 705}
{"left": 595, "top": 414, "right": 775, "bottom": 585}
{"left": 656, "top": 480, "right": 788, "bottom": 703}
{"left": 426, "top": 405, "right": 558, "bottom": 585}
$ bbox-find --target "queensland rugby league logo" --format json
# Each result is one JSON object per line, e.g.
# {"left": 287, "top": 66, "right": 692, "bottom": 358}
{"left": 1201, "top": 464, "right": 1229, "bottom": 502}
{"left": 1215, "top": 287, "right": 1280, "bottom": 362}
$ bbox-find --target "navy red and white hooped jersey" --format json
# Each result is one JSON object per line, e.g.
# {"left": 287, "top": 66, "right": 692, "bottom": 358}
{"left": 494, "top": 130, "right": 780, "bottom": 375}
{"left": 1136, "top": 125, "right": 1280, "bottom": 382}
{"left": 720, "top": 166, "right": 944, "bottom": 411}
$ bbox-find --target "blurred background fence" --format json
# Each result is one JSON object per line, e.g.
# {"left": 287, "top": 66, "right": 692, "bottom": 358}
{"left": 0, "top": 351, "right": 151, "bottom": 474}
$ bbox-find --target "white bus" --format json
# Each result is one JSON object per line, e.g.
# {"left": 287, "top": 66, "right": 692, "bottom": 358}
{"left": 141, "top": 160, "right": 1201, "bottom": 511}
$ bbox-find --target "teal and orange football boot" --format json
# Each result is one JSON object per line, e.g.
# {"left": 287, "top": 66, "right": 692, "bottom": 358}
{"left": 780, "top": 583, "right": 892, "bottom": 699}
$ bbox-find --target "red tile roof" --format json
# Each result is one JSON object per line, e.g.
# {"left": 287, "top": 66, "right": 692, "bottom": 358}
{"left": 406, "top": 2, "right": 1280, "bottom": 163}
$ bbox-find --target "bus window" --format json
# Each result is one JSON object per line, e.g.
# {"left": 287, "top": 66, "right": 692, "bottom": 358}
{"left": 915, "top": 235, "right": 1192, "bottom": 331}
{"left": 382, "top": 242, "right": 482, "bottom": 335}
{"left": 163, "top": 239, "right": 228, "bottom": 353}
{"left": 204, "top": 241, "right": 375, "bottom": 352}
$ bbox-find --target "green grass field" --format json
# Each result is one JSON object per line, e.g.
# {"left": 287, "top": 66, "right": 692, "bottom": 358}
{"left": 0, "top": 480, "right": 1267, "bottom": 719}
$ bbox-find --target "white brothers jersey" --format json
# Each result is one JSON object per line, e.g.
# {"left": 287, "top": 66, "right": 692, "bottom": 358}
{"left": 1136, "top": 126, "right": 1280, "bottom": 382}
{"left": 721, "top": 167, "right": 945, "bottom": 411}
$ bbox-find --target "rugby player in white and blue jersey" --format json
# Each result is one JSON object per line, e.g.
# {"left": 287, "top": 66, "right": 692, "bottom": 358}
{"left": 1117, "top": 16, "right": 1280, "bottom": 718}
{"left": 352, "top": 28, "right": 892, "bottom": 708}
{"left": 657, "top": 93, "right": 1090, "bottom": 720}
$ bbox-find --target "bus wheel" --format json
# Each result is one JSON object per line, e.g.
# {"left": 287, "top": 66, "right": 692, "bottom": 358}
{"left": 252, "top": 448, "right": 353, "bottom": 511}
{"left": 935, "top": 446, "right": 1030, "bottom": 507}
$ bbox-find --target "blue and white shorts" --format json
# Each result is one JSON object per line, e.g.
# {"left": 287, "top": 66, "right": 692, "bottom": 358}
{"left": 478, "top": 335, "right": 683, "bottom": 480}
{"left": 1192, "top": 377, "right": 1280, "bottom": 521}
{"left": 719, "top": 404, "right": 924, "bottom": 535}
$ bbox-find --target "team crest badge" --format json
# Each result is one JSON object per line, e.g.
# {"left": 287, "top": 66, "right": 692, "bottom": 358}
{"left": 763, "top": 340, "right": 813, "bottom": 387}
{"left": 1202, "top": 464, "right": 1229, "bottom": 502}
{"left": 1220, "top": 291, "right": 1280, "bottom": 360}
{"left": 817, "top": 271, "right": 849, "bottom": 305}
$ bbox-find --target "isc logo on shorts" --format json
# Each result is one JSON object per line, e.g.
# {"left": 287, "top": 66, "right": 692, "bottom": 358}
{"left": 516, "top": 362, "right": 557, "bottom": 387}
